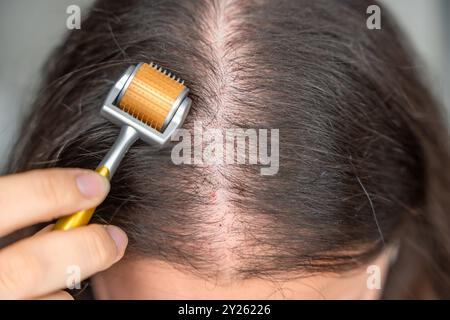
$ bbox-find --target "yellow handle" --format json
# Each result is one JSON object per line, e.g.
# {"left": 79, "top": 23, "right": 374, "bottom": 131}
{"left": 53, "top": 166, "right": 110, "bottom": 231}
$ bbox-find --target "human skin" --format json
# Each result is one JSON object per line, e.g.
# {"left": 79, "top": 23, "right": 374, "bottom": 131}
{"left": 0, "top": 168, "right": 389, "bottom": 300}
{"left": 91, "top": 250, "right": 391, "bottom": 299}
{"left": 0, "top": 168, "right": 128, "bottom": 300}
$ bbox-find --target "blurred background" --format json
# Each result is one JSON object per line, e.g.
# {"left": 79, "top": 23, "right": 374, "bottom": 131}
{"left": 0, "top": 0, "right": 449, "bottom": 170}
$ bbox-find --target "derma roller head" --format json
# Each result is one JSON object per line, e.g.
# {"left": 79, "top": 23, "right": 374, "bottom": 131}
{"left": 102, "top": 62, "right": 191, "bottom": 146}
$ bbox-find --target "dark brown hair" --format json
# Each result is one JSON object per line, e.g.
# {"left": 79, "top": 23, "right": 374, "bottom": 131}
{"left": 4, "top": 0, "right": 450, "bottom": 298}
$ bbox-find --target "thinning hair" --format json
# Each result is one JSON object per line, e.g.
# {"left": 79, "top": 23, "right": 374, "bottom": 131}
{"left": 5, "top": 0, "right": 450, "bottom": 298}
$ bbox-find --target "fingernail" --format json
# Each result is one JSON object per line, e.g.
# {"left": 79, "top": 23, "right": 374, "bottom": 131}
{"left": 76, "top": 171, "right": 109, "bottom": 198}
{"left": 105, "top": 225, "right": 128, "bottom": 258}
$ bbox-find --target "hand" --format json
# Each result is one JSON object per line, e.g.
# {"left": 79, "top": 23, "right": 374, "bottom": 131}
{"left": 0, "top": 168, "right": 128, "bottom": 299}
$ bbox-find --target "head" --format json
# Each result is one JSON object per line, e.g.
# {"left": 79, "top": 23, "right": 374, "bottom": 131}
{"left": 6, "top": 0, "right": 450, "bottom": 299}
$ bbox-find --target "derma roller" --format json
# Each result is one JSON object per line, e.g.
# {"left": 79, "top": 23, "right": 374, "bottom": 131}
{"left": 54, "top": 62, "right": 191, "bottom": 230}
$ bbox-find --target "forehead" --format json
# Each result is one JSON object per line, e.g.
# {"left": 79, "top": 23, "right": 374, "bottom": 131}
{"left": 90, "top": 255, "right": 389, "bottom": 299}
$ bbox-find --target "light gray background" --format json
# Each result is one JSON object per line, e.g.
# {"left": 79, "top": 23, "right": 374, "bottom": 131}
{"left": 0, "top": 0, "right": 449, "bottom": 170}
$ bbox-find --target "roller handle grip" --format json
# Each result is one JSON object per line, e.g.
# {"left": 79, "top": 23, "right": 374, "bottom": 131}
{"left": 53, "top": 166, "right": 110, "bottom": 231}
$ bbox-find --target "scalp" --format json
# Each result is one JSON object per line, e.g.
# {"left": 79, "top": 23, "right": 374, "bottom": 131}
{"left": 7, "top": 0, "right": 430, "bottom": 281}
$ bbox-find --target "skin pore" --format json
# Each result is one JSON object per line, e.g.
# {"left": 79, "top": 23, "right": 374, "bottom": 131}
{"left": 91, "top": 250, "right": 392, "bottom": 299}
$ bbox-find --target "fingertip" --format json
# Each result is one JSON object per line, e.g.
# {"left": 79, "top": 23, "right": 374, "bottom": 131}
{"left": 75, "top": 171, "right": 110, "bottom": 199}
{"left": 104, "top": 225, "right": 128, "bottom": 261}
